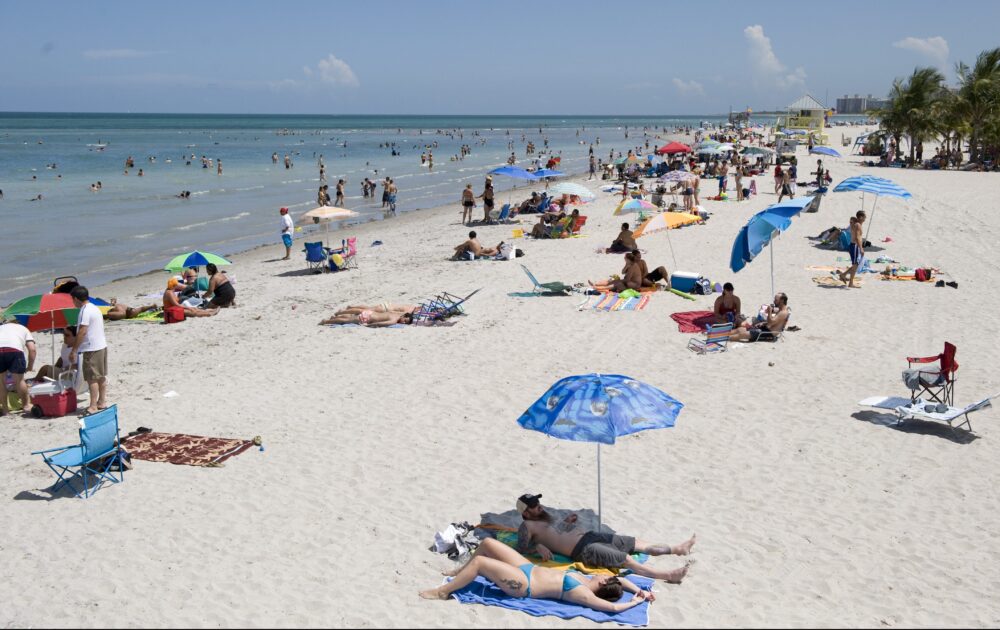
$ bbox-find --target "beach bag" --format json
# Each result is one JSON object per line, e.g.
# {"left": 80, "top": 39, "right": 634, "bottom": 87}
{"left": 164, "top": 306, "right": 186, "bottom": 324}
{"left": 693, "top": 278, "right": 713, "bottom": 295}
{"left": 915, "top": 268, "right": 933, "bottom": 282}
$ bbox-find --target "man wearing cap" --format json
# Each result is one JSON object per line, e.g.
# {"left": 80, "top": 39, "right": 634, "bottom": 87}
{"left": 279, "top": 207, "right": 294, "bottom": 260}
{"left": 515, "top": 494, "right": 695, "bottom": 582}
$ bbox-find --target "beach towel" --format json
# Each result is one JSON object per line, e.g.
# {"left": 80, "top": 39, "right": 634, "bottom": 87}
{"left": 118, "top": 309, "right": 164, "bottom": 323}
{"left": 589, "top": 294, "right": 650, "bottom": 312}
{"left": 812, "top": 275, "right": 863, "bottom": 288}
{"left": 671, "top": 311, "right": 715, "bottom": 333}
{"left": 486, "top": 529, "right": 647, "bottom": 574}
{"left": 120, "top": 432, "right": 256, "bottom": 467}
{"left": 446, "top": 574, "right": 653, "bottom": 627}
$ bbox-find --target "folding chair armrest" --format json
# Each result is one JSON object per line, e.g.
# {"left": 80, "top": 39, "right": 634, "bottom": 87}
{"left": 31, "top": 444, "right": 77, "bottom": 455}
{"left": 906, "top": 355, "right": 939, "bottom": 365}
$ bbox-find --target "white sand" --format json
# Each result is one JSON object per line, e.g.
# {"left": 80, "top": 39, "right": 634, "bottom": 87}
{"left": 3, "top": 128, "right": 1000, "bottom": 627}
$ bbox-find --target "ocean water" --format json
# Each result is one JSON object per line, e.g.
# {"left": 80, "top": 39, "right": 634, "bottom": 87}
{"left": 0, "top": 112, "right": 864, "bottom": 303}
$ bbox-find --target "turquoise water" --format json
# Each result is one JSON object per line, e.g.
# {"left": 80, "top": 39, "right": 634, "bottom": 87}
{"left": 0, "top": 112, "right": 866, "bottom": 302}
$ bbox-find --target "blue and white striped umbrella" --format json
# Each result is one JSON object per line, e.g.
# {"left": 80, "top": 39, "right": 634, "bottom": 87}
{"left": 809, "top": 146, "right": 842, "bottom": 158}
{"left": 833, "top": 176, "right": 911, "bottom": 239}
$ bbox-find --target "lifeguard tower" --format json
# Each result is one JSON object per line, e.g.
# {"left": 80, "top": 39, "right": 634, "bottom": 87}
{"left": 775, "top": 94, "right": 829, "bottom": 145}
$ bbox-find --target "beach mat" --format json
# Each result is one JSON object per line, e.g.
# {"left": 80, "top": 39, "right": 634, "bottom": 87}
{"left": 446, "top": 574, "right": 653, "bottom": 627}
{"left": 671, "top": 310, "right": 715, "bottom": 333}
{"left": 589, "top": 294, "right": 650, "bottom": 312}
{"left": 119, "top": 309, "right": 164, "bottom": 323}
{"left": 812, "top": 275, "right": 863, "bottom": 288}
{"left": 121, "top": 432, "right": 255, "bottom": 467}
{"left": 328, "top": 320, "right": 458, "bottom": 329}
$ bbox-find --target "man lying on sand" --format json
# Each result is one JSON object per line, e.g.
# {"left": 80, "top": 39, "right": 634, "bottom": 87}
{"left": 105, "top": 299, "right": 159, "bottom": 321}
{"left": 338, "top": 303, "right": 419, "bottom": 315}
{"left": 515, "top": 494, "right": 694, "bottom": 581}
{"left": 319, "top": 310, "right": 414, "bottom": 327}
{"left": 419, "top": 538, "right": 653, "bottom": 613}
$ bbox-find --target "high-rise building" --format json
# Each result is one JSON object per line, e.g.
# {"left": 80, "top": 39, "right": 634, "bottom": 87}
{"left": 835, "top": 94, "right": 888, "bottom": 114}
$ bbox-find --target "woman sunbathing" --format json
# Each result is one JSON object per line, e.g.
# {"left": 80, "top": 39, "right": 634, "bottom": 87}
{"left": 588, "top": 252, "right": 643, "bottom": 292}
{"left": 319, "top": 310, "right": 414, "bottom": 327}
{"left": 419, "top": 538, "right": 653, "bottom": 613}
{"left": 338, "top": 303, "right": 419, "bottom": 314}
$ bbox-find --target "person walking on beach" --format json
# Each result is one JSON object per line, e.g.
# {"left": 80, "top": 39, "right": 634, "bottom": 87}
{"left": 479, "top": 181, "right": 495, "bottom": 223}
{"left": 718, "top": 160, "right": 729, "bottom": 195}
{"left": 773, "top": 164, "right": 783, "bottom": 195}
{"left": 0, "top": 321, "right": 36, "bottom": 416}
{"left": 589, "top": 154, "right": 597, "bottom": 180}
{"left": 336, "top": 179, "right": 345, "bottom": 207}
{"left": 68, "top": 286, "right": 109, "bottom": 415}
{"left": 461, "top": 184, "right": 475, "bottom": 225}
{"left": 279, "top": 207, "right": 294, "bottom": 260}
{"left": 837, "top": 211, "right": 865, "bottom": 288}
{"left": 388, "top": 179, "right": 398, "bottom": 214}
{"left": 777, "top": 168, "right": 794, "bottom": 202}
{"left": 382, "top": 177, "right": 391, "bottom": 209}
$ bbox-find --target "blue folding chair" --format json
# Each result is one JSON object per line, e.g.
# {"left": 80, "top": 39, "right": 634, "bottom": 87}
{"left": 304, "top": 241, "right": 327, "bottom": 273}
{"left": 414, "top": 289, "right": 481, "bottom": 321}
{"left": 32, "top": 405, "right": 124, "bottom": 498}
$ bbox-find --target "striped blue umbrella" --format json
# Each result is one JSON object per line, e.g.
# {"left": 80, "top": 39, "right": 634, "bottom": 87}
{"left": 517, "top": 373, "right": 683, "bottom": 527}
{"left": 532, "top": 168, "right": 564, "bottom": 178}
{"left": 809, "top": 146, "right": 842, "bottom": 158}
{"left": 833, "top": 176, "right": 911, "bottom": 239}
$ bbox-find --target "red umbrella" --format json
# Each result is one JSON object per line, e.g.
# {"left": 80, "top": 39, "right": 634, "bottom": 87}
{"left": 656, "top": 141, "right": 692, "bottom": 155}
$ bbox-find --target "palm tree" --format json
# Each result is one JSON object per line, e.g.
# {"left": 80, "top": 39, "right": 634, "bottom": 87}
{"left": 900, "top": 67, "right": 946, "bottom": 163}
{"left": 955, "top": 47, "right": 1000, "bottom": 162}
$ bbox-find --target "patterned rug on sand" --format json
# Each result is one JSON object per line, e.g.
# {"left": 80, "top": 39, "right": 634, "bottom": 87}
{"left": 121, "top": 432, "right": 255, "bottom": 467}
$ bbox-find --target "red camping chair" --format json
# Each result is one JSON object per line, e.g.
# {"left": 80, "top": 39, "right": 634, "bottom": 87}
{"left": 905, "top": 342, "right": 958, "bottom": 405}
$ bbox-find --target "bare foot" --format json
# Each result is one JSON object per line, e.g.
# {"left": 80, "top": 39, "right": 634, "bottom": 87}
{"left": 419, "top": 587, "right": 449, "bottom": 600}
{"left": 663, "top": 561, "right": 692, "bottom": 584}
{"left": 672, "top": 534, "right": 697, "bottom": 556}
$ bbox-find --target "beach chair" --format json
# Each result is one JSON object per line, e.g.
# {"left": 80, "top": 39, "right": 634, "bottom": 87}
{"left": 414, "top": 289, "right": 481, "bottom": 321}
{"left": 31, "top": 405, "right": 124, "bottom": 498}
{"left": 687, "top": 322, "right": 733, "bottom": 354}
{"left": 328, "top": 237, "right": 359, "bottom": 270}
{"left": 904, "top": 342, "right": 958, "bottom": 405}
{"left": 520, "top": 264, "right": 573, "bottom": 295}
{"left": 571, "top": 215, "right": 588, "bottom": 234}
{"left": 858, "top": 394, "right": 996, "bottom": 434}
{"left": 304, "top": 241, "right": 327, "bottom": 273}
{"left": 548, "top": 218, "right": 574, "bottom": 239}
{"left": 489, "top": 204, "right": 511, "bottom": 223}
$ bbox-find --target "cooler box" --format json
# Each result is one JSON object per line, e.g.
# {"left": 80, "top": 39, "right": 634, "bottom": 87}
{"left": 670, "top": 271, "right": 701, "bottom": 293}
{"left": 30, "top": 384, "right": 77, "bottom": 417}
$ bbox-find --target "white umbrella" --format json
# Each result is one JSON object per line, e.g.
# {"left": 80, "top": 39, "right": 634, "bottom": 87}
{"left": 301, "top": 206, "right": 359, "bottom": 247}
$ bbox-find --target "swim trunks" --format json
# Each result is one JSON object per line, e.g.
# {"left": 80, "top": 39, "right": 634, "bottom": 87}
{"left": 282, "top": 234, "right": 293, "bottom": 248}
{"left": 849, "top": 243, "right": 863, "bottom": 266}
{"left": 570, "top": 531, "right": 636, "bottom": 568}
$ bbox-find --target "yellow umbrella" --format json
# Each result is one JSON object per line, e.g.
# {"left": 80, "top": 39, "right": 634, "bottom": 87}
{"left": 633, "top": 212, "right": 703, "bottom": 238}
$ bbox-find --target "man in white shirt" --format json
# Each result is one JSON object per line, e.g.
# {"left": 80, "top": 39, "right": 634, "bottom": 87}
{"left": 69, "top": 285, "right": 109, "bottom": 414}
{"left": 280, "top": 207, "right": 294, "bottom": 260}
{"left": 0, "top": 320, "right": 36, "bottom": 416}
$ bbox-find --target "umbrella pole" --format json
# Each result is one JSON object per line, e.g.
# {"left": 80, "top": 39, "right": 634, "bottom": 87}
{"left": 597, "top": 443, "right": 602, "bottom": 532}
{"left": 51, "top": 311, "right": 56, "bottom": 371}
{"left": 664, "top": 228, "right": 678, "bottom": 269}
{"left": 864, "top": 196, "right": 879, "bottom": 242}
{"left": 770, "top": 237, "right": 776, "bottom": 298}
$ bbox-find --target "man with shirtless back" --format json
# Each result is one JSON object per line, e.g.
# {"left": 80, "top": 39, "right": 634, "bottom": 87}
{"left": 514, "top": 494, "right": 695, "bottom": 582}
{"left": 837, "top": 211, "right": 865, "bottom": 288}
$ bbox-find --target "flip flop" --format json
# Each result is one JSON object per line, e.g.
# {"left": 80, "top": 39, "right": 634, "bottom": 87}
{"left": 136, "top": 426, "right": 152, "bottom": 434}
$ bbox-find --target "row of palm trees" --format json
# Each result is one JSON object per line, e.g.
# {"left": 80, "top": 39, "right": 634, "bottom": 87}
{"left": 873, "top": 47, "right": 1000, "bottom": 165}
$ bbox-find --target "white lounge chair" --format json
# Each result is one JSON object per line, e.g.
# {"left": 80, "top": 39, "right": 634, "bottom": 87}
{"left": 859, "top": 394, "right": 996, "bottom": 433}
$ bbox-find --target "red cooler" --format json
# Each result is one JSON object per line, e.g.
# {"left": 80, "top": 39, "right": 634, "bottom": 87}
{"left": 29, "top": 383, "right": 78, "bottom": 417}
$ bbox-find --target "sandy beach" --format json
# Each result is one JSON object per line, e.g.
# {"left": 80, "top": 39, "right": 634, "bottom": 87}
{"left": 3, "top": 127, "right": 1000, "bottom": 628}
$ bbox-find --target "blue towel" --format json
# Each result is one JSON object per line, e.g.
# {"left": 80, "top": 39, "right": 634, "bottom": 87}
{"left": 448, "top": 574, "right": 653, "bottom": 626}
{"left": 327, "top": 323, "right": 406, "bottom": 329}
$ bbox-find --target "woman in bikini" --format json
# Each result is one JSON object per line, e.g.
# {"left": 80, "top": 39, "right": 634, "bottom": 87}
{"left": 419, "top": 538, "right": 652, "bottom": 613}
{"left": 337, "top": 303, "right": 419, "bottom": 315}
{"left": 588, "top": 252, "right": 643, "bottom": 293}
{"left": 319, "top": 311, "right": 414, "bottom": 327}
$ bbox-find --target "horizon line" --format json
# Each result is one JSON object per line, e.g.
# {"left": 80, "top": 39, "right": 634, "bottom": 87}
{"left": 0, "top": 110, "right": 822, "bottom": 118}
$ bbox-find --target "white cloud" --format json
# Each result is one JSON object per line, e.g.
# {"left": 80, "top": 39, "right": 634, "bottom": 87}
{"left": 83, "top": 48, "right": 165, "bottom": 60}
{"left": 743, "top": 25, "right": 806, "bottom": 89}
{"left": 893, "top": 36, "right": 949, "bottom": 68}
{"left": 309, "top": 54, "right": 359, "bottom": 88}
{"left": 672, "top": 78, "right": 705, "bottom": 96}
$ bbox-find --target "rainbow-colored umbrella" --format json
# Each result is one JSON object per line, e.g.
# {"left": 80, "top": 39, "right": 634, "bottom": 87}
{"left": 613, "top": 198, "right": 658, "bottom": 216}
{"left": 2, "top": 293, "right": 110, "bottom": 331}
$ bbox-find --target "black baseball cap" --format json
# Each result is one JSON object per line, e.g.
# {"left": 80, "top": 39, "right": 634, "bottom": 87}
{"left": 516, "top": 494, "right": 542, "bottom": 513}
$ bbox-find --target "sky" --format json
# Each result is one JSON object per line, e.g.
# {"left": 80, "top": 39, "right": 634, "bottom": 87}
{"left": 1, "top": 0, "right": 998, "bottom": 115}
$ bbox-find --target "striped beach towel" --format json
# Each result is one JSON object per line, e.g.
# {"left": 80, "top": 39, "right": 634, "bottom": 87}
{"left": 589, "top": 294, "right": 650, "bottom": 312}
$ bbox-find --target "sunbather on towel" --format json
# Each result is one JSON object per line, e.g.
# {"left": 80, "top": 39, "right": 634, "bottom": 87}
{"left": 605, "top": 222, "right": 637, "bottom": 253}
{"left": 339, "top": 303, "right": 419, "bottom": 315}
{"left": 453, "top": 231, "right": 500, "bottom": 260}
{"left": 730, "top": 292, "right": 788, "bottom": 342}
{"left": 419, "top": 538, "right": 653, "bottom": 612}
{"left": 319, "top": 311, "right": 414, "bottom": 327}
{"left": 105, "top": 299, "right": 159, "bottom": 321}
{"left": 588, "top": 253, "right": 643, "bottom": 293}
{"left": 515, "top": 494, "right": 694, "bottom": 582}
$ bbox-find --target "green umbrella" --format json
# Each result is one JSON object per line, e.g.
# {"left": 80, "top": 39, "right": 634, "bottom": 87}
{"left": 164, "top": 251, "right": 232, "bottom": 272}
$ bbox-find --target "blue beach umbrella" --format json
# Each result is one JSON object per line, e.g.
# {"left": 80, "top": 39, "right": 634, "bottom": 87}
{"left": 488, "top": 165, "right": 540, "bottom": 180}
{"left": 730, "top": 196, "right": 815, "bottom": 296}
{"left": 833, "top": 176, "right": 911, "bottom": 239}
{"left": 532, "top": 168, "right": 564, "bottom": 178}
{"left": 809, "top": 146, "right": 842, "bottom": 158}
{"left": 517, "top": 373, "right": 683, "bottom": 528}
